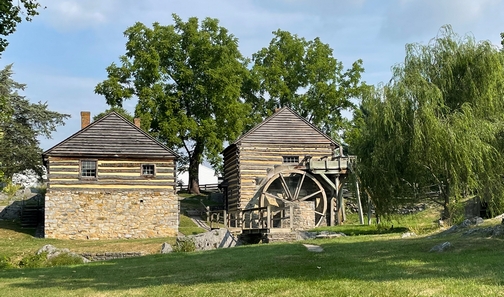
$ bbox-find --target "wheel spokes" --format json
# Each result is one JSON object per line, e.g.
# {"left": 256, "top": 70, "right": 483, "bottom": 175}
{"left": 279, "top": 173, "right": 293, "bottom": 200}
{"left": 293, "top": 172, "right": 305, "bottom": 201}
{"left": 298, "top": 190, "right": 322, "bottom": 202}
{"left": 264, "top": 192, "right": 290, "bottom": 204}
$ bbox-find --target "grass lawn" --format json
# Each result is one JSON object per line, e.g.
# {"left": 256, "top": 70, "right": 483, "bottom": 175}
{"left": 1, "top": 203, "right": 503, "bottom": 296}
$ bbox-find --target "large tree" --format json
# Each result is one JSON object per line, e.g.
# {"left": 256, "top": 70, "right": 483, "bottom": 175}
{"left": 95, "top": 14, "right": 252, "bottom": 194}
{"left": 0, "top": 0, "right": 41, "bottom": 54}
{"left": 250, "top": 30, "right": 367, "bottom": 140}
{"left": 350, "top": 26, "right": 504, "bottom": 220}
{"left": 0, "top": 64, "right": 69, "bottom": 180}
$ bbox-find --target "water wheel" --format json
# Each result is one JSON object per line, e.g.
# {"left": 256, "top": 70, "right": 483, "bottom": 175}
{"left": 260, "top": 169, "right": 327, "bottom": 227}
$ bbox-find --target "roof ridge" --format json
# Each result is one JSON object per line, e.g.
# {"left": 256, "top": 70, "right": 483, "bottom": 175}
{"left": 233, "top": 106, "right": 338, "bottom": 146}
{"left": 43, "top": 111, "right": 179, "bottom": 158}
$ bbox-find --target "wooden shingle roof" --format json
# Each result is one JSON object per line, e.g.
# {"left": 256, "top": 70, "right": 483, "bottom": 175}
{"left": 232, "top": 107, "right": 338, "bottom": 146}
{"left": 43, "top": 112, "right": 178, "bottom": 158}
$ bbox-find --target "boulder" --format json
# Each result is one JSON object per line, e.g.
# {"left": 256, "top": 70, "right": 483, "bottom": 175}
{"left": 37, "top": 244, "right": 90, "bottom": 263}
{"left": 179, "top": 228, "right": 239, "bottom": 251}
{"left": 429, "top": 242, "right": 452, "bottom": 252}
{"left": 401, "top": 232, "right": 416, "bottom": 238}
{"left": 315, "top": 231, "right": 346, "bottom": 239}
{"left": 160, "top": 242, "right": 173, "bottom": 254}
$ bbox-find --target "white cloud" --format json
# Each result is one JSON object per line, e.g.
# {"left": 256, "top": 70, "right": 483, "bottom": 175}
{"left": 39, "top": 0, "right": 114, "bottom": 30}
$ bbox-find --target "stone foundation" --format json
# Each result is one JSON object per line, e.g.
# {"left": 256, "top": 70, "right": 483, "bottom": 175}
{"left": 45, "top": 190, "right": 179, "bottom": 239}
{"left": 292, "top": 201, "right": 315, "bottom": 230}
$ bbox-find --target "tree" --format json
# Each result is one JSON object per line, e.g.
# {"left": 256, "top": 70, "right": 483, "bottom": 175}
{"left": 350, "top": 26, "right": 504, "bottom": 220}
{"left": 95, "top": 14, "right": 252, "bottom": 194}
{"left": 93, "top": 106, "right": 133, "bottom": 122}
{"left": 250, "top": 30, "right": 367, "bottom": 140}
{"left": 0, "top": 0, "right": 41, "bottom": 54}
{"left": 0, "top": 64, "right": 69, "bottom": 180}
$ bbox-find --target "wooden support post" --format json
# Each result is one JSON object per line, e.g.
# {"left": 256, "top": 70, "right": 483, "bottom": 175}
{"left": 267, "top": 205, "right": 271, "bottom": 229}
{"left": 206, "top": 206, "right": 210, "bottom": 224}
{"left": 337, "top": 181, "right": 344, "bottom": 224}
{"left": 335, "top": 177, "right": 340, "bottom": 224}
{"left": 223, "top": 210, "right": 228, "bottom": 228}
{"left": 330, "top": 197, "right": 336, "bottom": 226}
{"left": 290, "top": 204, "right": 294, "bottom": 230}
{"left": 355, "top": 179, "right": 364, "bottom": 224}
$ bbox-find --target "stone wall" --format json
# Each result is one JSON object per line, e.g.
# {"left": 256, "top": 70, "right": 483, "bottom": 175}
{"left": 291, "top": 201, "right": 315, "bottom": 230}
{"left": 45, "top": 190, "right": 179, "bottom": 240}
{"left": 80, "top": 252, "right": 145, "bottom": 261}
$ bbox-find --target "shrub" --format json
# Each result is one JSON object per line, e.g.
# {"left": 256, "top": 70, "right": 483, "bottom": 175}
{"left": 47, "top": 253, "right": 84, "bottom": 267}
{"left": 0, "top": 255, "right": 14, "bottom": 269}
{"left": 1, "top": 182, "right": 21, "bottom": 198}
{"left": 174, "top": 238, "right": 196, "bottom": 252}
{"left": 19, "top": 252, "right": 47, "bottom": 268}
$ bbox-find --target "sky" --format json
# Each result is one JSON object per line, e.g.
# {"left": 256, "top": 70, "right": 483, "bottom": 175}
{"left": 4, "top": 0, "right": 504, "bottom": 151}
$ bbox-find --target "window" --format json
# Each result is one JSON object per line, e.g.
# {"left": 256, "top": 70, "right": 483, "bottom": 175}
{"left": 81, "top": 160, "right": 97, "bottom": 178}
{"left": 142, "top": 164, "right": 155, "bottom": 176}
{"left": 282, "top": 156, "right": 299, "bottom": 164}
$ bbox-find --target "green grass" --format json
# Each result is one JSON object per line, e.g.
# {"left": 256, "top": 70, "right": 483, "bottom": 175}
{"left": 179, "top": 215, "right": 206, "bottom": 235}
{"left": 1, "top": 203, "right": 503, "bottom": 296}
{"left": 1, "top": 227, "right": 504, "bottom": 296}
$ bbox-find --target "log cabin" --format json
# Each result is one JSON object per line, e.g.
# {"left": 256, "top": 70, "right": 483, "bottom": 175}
{"left": 42, "top": 111, "right": 179, "bottom": 240}
{"left": 222, "top": 107, "right": 342, "bottom": 229}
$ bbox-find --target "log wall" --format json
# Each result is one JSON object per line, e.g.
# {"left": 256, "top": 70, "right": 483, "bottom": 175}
{"left": 46, "top": 157, "right": 176, "bottom": 191}
{"left": 227, "top": 143, "right": 333, "bottom": 211}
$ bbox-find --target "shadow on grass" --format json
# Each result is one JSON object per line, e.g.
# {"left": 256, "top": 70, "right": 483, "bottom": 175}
{"left": 1, "top": 234, "right": 504, "bottom": 293}
{"left": 0, "top": 220, "right": 36, "bottom": 236}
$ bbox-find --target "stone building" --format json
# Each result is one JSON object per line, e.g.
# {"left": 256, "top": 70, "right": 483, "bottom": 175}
{"left": 42, "top": 112, "right": 179, "bottom": 240}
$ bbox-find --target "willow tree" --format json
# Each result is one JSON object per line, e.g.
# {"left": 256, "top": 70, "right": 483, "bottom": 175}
{"left": 250, "top": 30, "right": 367, "bottom": 140}
{"left": 95, "top": 14, "right": 251, "bottom": 194}
{"left": 351, "top": 26, "right": 504, "bottom": 220}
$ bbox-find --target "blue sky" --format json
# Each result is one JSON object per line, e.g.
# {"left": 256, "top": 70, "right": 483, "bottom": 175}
{"left": 4, "top": 0, "right": 504, "bottom": 150}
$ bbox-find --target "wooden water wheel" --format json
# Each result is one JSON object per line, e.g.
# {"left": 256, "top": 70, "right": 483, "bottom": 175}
{"left": 260, "top": 169, "right": 327, "bottom": 227}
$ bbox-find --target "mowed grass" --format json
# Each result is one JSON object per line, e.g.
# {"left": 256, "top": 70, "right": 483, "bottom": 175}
{"left": 1, "top": 228, "right": 504, "bottom": 296}
{"left": 1, "top": 203, "right": 504, "bottom": 296}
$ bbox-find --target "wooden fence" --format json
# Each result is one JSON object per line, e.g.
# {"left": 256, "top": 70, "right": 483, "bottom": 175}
{"left": 207, "top": 205, "right": 294, "bottom": 233}
{"left": 177, "top": 183, "right": 220, "bottom": 192}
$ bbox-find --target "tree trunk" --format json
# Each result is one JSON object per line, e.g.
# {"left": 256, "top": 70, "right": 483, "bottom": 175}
{"left": 188, "top": 142, "right": 204, "bottom": 195}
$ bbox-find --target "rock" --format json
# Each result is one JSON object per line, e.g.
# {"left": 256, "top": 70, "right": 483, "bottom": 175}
{"left": 429, "top": 242, "right": 452, "bottom": 252}
{"left": 37, "top": 244, "right": 90, "bottom": 263}
{"left": 401, "top": 232, "right": 416, "bottom": 238}
{"left": 460, "top": 219, "right": 472, "bottom": 228}
{"left": 315, "top": 231, "right": 346, "bottom": 239}
{"left": 296, "top": 231, "right": 318, "bottom": 240}
{"left": 445, "top": 225, "right": 458, "bottom": 233}
{"left": 303, "top": 244, "right": 324, "bottom": 253}
{"left": 181, "top": 228, "right": 240, "bottom": 251}
{"left": 160, "top": 242, "right": 173, "bottom": 254}
{"left": 473, "top": 217, "right": 484, "bottom": 225}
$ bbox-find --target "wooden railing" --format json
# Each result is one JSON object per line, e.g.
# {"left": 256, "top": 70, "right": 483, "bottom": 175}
{"left": 207, "top": 205, "right": 294, "bottom": 232}
{"left": 177, "top": 183, "right": 220, "bottom": 192}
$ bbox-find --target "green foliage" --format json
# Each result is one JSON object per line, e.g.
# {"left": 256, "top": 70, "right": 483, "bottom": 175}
{"left": 250, "top": 30, "right": 368, "bottom": 140}
{"left": 92, "top": 106, "right": 134, "bottom": 123}
{"left": 1, "top": 181, "right": 20, "bottom": 197}
{"left": 19, "top": 252, "right": 46, "bottom": 268}
{"left": 350, "top": 26, "right": 504, "bottom": 219}
{"left": 0, "top": 65, "right": 69, "bottom": 180}
{"left": 173, "top": 238, "right": 196, "bottom": 252}
{"left": 0, "top": 255, "right": 13, "bottom": 269}
{"left": 96, "top": 14, "right": 252, "bottom": 193}
{"left": 46, "top": 253, "right": 84, "bottom": 267}
{"left": 0, "top": 0, "right": 41, "bottom": 54}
